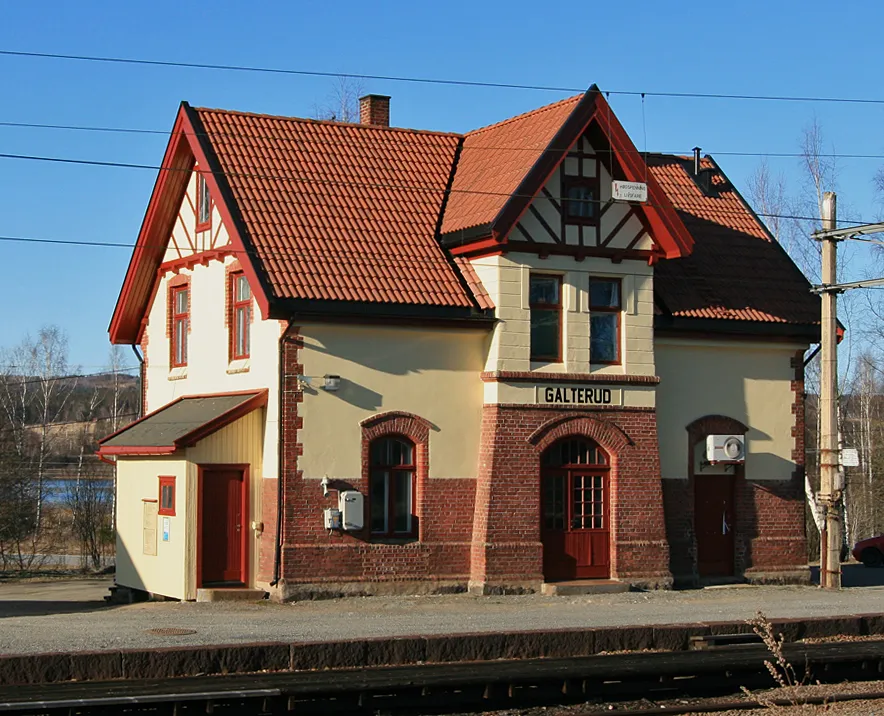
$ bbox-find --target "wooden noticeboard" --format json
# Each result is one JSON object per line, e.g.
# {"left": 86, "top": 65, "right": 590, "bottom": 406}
{"left": 142, "top": 499, "right": 158, "bottom": 556}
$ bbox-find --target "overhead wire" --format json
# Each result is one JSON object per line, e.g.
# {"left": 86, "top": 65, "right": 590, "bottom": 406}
{"left": 3, "top": 118, "right": 884, "bottom": 162}
{"left": 5, "top": 48, "right": 884, "bottom": 106}
{"left": 0, "top": 149, "right": 873, "bottom": 226}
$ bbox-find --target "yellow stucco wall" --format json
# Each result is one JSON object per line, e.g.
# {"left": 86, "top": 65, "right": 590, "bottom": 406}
{"left": 144, "top": 257, "right": 281, "bottom": 479}
{"left": 186, "top": 409, "right": 265, "bottom": 594}
{"left": 471, "top": 253, "right": 654, "bottom": 380}
{"left": 115, "top": 412, "right": 265, "bottom": 600}
{"left": 656, "top": 338, "right": 804, "bottom": 480}
{"left": 298, "top": 324, "right": 486, "bottom": 480}
{"left": 115, "top": 457, "right": 189, "bottom": 600}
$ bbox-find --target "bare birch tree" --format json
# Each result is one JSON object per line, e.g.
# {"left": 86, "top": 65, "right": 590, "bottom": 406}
{"left": 313, "top": 77, "right": 367, "bottom": 123}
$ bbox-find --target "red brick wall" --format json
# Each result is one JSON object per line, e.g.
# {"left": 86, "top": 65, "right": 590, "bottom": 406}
{"left": 470, "top": 404, "right": 671, "bottom": 591}
{"left": 274, "top": 335, "right": 475, "bottom": 591}
{"left": 662, "top": 399, "right": 808, "bottom": 584}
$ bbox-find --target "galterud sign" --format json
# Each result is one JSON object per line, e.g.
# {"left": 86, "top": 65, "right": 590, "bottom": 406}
{"left": 536, "top": 385, "right": 622, "bottom": 406}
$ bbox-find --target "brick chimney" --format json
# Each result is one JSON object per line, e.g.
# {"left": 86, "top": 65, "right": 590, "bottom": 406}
{"left": 359, "top": 94, "right": 391, "bottom": 127}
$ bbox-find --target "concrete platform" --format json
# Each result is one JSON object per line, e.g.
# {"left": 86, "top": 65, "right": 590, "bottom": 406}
{"left": 195, "top": 587, "right": 266, "bottom": 603}
{"left": 541, "top": 580, "right": 629, "bottom": 596}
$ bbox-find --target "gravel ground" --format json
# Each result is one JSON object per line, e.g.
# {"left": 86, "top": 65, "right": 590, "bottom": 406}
{"left": 2, "top": 579, "right": 884, "bottom": 654}
{"left": 447, "top": 681, "right": 884, "bottom": 714}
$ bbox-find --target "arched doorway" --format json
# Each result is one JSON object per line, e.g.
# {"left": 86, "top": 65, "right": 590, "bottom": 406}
{"left": 541, "top": 437, "right": 611, "bottom": 580}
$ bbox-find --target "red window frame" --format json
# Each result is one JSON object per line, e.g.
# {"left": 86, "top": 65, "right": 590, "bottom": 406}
{"left": 589, "top": 277, "right": 621, "bottom": 365}
{"left": 170, "top": 284, "right": 189, "bottom": 368}
{"left": 529, "top": 274, "right": 563, "bottom": 363}
{"left": 562, "top": 176, "right": 600, "bottom": 226}
{"left": 229, "top": 272, "right": 251, "bottom": 360}
{"left": 158, "top": 476, "right": 176, "bottom": 516}
{"left": 368, "top": 436, "right": 417, "bottom": 538}
{"left": 196, "top": 171, "right": 212, "bottom": 232}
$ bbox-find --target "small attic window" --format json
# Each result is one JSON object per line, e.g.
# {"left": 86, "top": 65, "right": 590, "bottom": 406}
{"left": 563, "top": 176, "right": 599, "bottom": 225}
{"left": 197, "top": 172, "right": 211, "bottom": 229}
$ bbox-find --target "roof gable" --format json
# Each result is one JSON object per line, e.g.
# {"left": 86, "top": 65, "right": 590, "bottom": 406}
{"left": 110, "top": 105, "right": 490, "bottom": 344}
{"left": 441, "top": 87, "right": 694, "bottom": 260}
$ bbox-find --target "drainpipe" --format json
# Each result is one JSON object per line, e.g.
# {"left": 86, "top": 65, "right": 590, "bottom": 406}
{"left": 270, "top": 320, "right": 297, "bottom": 588}
{"left": 131, "top": 344, "right": 144, "bottom": 418}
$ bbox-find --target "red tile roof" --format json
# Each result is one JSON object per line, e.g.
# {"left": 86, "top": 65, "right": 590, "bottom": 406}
{"left": 110, "top": 94, "right": 819, "bottom": 343}
{"left": 194, "top": 108, "right": 477, "bottom": 308}
{"left": 649, "top": 154, "right": 819, "bottom": 325}
{"left": 442, "top": 96, "right": 581, "bottom": 235}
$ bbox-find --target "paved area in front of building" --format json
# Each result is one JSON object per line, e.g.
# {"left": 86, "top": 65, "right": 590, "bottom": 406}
{"left": 1, "top": 567, "right": 884, "bottom": 655}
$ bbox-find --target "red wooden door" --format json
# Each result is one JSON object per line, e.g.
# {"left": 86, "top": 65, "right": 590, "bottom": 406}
{"left": 201, "top": 468, "right": 245, "bottom": 585}
{"left": 541, "top": 439, "right": 611, "bottom": 581}
{"left": 695, "top": 475, "right": 735, "bottom": 577}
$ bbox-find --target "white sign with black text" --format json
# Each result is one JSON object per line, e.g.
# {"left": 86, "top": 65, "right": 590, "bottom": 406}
{"left": 536, "top": 385, "right": 623, "bottom": 407}
{"left": 612, "top": 180, "right": 648, "bottom": 203}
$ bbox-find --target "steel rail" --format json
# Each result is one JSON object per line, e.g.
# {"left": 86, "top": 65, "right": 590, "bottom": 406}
{"left": 3, "top": 640, "right": 884, "bottom": 714}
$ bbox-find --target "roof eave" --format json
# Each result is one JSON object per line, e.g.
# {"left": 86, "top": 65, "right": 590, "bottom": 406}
{"left": 654, "top": 315, "right": 820, "bottom": 342}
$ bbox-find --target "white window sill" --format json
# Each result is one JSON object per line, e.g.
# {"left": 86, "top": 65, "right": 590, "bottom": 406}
{"left": 168, "top": 367, "right": 188, "bottom": 381}
{"left": 227, "top": 358, "right": 250, "bottom": 375}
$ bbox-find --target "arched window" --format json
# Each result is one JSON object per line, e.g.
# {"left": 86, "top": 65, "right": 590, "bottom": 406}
{"left": 541, "top": 437, "right": 608, "bottom": 468}
{"left": 369, "top": 436, "right": 416, "bottom": 537}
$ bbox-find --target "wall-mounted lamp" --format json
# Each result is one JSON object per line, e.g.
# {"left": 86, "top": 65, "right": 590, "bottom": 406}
{"left": 320, "top": 475, "right": 331, "bottom": 497}
{"left": 323, "top": 375, "right": 341, "bottom": 391}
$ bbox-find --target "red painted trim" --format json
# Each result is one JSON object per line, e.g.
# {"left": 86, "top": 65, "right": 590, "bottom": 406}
{"left": 183, "top": 104, "right": 272, "bottom": 321}
{"left": 481, "top": 371, "right": 660, "bottom": 385}
{"left": 110, "top": 109, "right": 194, "bottom": 344}
{"left": 484, "top": 87, "right": 692, "bottom": 261}
{"left": 159, "top": 248, "right": 235, "bottom": 274}
{"left": 448, "top": 236, "right": 500, "bottom": 256}
{"left": 368, "top": 436, "right": 418, "bottom": 538}
{"left": 195, "top": 169, "right": 212, "bottom": 233}
{"left": 529, "top": 273, "right": 563, "bottom": 363}
{"left": 158, "top": 475, "right": 176, "bottom": 516}
{"left": 589, "top": 277, "right": 622, "bottom": 366}
{"left": 99, "top": 445, "right": 177, "bottom": 456}
{"left": 229, "top": 270, "right": 252, "bottom": 361}
{"left": 197, "top": 464, "right": 250, "bottom": 588}
{"left": 169, "top": 283, "right": 189, "bottom": 368}
{"left": 110, "top": 102, "right": 273, "bottom": 345}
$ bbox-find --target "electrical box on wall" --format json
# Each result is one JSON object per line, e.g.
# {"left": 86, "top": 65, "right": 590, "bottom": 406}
{"left": 339, "top": 490, "right": 364, "bottom": 531}
{"left": 323, "top": 508, "right": 341, "bottom": 530}
{"left": 706, "top": 434, "right": 745, "bottom": 464}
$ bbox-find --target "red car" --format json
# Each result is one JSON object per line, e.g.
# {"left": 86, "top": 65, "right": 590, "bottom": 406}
{"left": 852, "top": 536, "right": 884, "bottom": 567}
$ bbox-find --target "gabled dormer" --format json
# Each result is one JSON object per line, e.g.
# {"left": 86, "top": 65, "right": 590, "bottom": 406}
{"left": 438, "top": 88, "right": 693, "bottom": 379}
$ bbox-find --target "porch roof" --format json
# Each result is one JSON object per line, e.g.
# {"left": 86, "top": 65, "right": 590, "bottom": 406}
{"left": 98, "top": 390, "right": 267, "bottom": 456}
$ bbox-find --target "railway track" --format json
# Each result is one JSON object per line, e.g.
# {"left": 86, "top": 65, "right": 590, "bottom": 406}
{"left": 3, "top": 640, "right": 884, "bottom": 715}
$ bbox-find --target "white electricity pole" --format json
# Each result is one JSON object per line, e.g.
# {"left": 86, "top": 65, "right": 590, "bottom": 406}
{"left": 811, "top": 215, "right": 884, "bottom": 588}
{"left": 818, "top": 192, "right": 841, "bottom": 590}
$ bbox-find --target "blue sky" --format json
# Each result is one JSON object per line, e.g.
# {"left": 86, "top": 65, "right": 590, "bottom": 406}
{"left": 1, "top": 1, "right": 883, "bottom": 370}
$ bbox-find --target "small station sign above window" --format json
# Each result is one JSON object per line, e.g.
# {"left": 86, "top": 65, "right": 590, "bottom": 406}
{"left": 612, "top": 180, "right": 648, "bottom": 203}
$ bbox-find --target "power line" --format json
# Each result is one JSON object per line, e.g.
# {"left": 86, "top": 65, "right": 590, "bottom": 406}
{"left": 3, "top": 118, "right": 883, "bottom": 162}
{"left": 0, "top": 149, "right": 872, "bottom": 226}
{"left": 1, "top": 368, "right": 140, "bottom": 388}
{"left": 5, "top": 48, "right": 884, "bottom": 106}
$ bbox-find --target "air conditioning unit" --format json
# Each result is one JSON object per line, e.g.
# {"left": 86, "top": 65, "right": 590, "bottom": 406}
{"left": 706, "top": 434, "right": 745, "bottom": 464}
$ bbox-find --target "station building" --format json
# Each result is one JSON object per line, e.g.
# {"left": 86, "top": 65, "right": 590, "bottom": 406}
{"left": 99, "top": 87, "right": 820, "bottom": 600}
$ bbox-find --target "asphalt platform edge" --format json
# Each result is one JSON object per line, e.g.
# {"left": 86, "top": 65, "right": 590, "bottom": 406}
{"left": 1, "top": 613, "right": 881, "bottom": 686}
